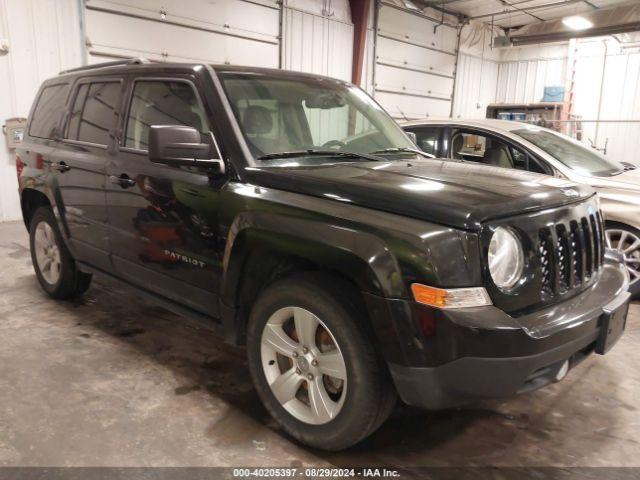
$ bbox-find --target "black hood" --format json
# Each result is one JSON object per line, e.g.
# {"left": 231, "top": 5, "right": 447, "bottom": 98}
{"left": 244, "top": 159, "right": 595, "bottom": 230}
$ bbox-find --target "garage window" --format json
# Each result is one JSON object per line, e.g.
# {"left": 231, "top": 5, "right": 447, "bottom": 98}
{"left": 125, "top": 80, "right": 210, "bottom": 150}
{"left": 29, "top": 84, "right": 70, "bottom": 139}
{"left": 66, "top": 82, "right": 121, "bottom": 146}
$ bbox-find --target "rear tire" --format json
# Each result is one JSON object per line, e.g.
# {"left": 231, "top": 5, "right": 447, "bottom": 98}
{"left": 29, "top": 207, "right": 92, "bottom": 299}
{"left": 247, "top": 273, "right": 396, "bottom": 450}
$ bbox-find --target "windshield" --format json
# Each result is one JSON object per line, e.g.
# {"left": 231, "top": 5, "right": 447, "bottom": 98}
{"left": 218, "top": 72, "right": 415, "bottom": 164}
{"left": 513, "top": 127, "right": 624, "bottom": 177}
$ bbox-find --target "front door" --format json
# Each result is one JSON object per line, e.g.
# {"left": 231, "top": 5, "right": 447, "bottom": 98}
{"left": 106, "top": 76, "right": 225, "bottom": 317}
{"left": 52, "top": 79, "right": 123, "bottom": 272}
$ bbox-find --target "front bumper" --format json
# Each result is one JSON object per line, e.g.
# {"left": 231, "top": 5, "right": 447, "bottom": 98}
{"left": 366, "top": 253, "right": 630, "bottom": 410}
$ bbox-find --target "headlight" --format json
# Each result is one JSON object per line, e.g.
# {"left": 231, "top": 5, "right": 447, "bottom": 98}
{"left": 488, "top": 227, "right": 524, "bottom": 289}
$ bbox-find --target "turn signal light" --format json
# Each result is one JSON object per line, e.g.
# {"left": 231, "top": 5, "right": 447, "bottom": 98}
{"left": 411, "top": 283, "right": 492, "bottom": 309}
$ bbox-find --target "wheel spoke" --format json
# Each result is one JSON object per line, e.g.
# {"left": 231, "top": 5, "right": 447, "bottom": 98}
{"left": 42, "top": 258, "right": 52, "bottom": 272}
{"left": 624, "top": 238, "right": 640, "bottom": 254}
{"left": 44, "top": 224, "right": 54, "bottom": 243}
{"left": 618, "top": 231, "right": 629, "bottom": 251}
{"left": 627, "top": 266, "right": 639, "bottom": 281}
{"left": 293, "top": 308, "right": 319, "bottom": 350}
{"left": 262, "top": 323, "right": 298, "bottom": 357}
{"left": 270, "top": 368, "right": 303, "bottom": 405}
{"left": 308, "top": 377, "right": 338, "bottom": 423}
{"left": 35, "top": 230, "right": 48, "bottom": 249}
{"left": 605, "top": 232, "right": 613, "bottom": 248}
{"left": 317, "top": 350, "right": 347, "bottom": 380}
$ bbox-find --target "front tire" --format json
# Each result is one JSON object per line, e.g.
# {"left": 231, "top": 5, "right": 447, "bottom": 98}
{"left": 605, "top": 224, "right": 640, "bottom": 299}
{"left": 29, "top": 207, "right": 92, "bottom": 299}
{"left": 247, "top": 274, "right": 396, "bottom": 450}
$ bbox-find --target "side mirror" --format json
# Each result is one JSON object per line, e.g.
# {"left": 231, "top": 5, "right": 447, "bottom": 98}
{"left": 148, "top": 125, "right": 224, "bottom": 173}
{"left": 405, "top": 131, "right": 417, "bottom": 146}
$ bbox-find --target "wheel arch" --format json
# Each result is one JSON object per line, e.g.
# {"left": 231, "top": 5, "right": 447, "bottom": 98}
{"left": 21, "top": 188, "right": 53, "bottom": 230}
{"left": 220, "top": 212, "right": 407, "bottom": 344}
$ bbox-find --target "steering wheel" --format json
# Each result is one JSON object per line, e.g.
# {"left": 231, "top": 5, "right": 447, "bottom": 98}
{"left": 322, "top": 139, "right": 346, "bottom": 150}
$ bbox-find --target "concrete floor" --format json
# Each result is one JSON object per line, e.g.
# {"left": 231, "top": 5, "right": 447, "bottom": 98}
{"left": 0, "top": 220, "right": 639, "bottom": 468}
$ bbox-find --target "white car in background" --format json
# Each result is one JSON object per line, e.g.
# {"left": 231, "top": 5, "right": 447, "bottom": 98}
{"left": 402, "top": 119, "right": 640, "bottom": 298}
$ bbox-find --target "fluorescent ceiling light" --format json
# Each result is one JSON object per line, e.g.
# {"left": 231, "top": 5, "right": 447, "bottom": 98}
{"left": 562, "top": 15, "right": 593, "bottom": 31}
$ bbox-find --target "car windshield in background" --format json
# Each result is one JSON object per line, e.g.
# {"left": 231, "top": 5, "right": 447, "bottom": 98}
{"left": 513, "top": 128, "right": 624, "bottom": 177}
{"left": 218, "top": 72, "right": 415, "bottom": 165}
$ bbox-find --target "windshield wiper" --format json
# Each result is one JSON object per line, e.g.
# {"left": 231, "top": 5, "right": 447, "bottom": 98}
{"left": 369, "top": 147, "right": 435, "bottom": 159}
{"left": 257, "top": 149, "right": 384, "bottom": 162}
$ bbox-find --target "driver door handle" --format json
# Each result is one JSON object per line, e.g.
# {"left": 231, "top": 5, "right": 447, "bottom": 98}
{"left": 109, "top": 174, "right": 136, "bottom": 188}
{"left": 51, "top": 162, "right": 71, "bottom": 173}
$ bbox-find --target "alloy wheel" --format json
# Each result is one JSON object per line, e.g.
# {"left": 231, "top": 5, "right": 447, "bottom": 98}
{"left": 34, "top": 221, "right": 62, "bottom": 285}
{"left": 605, "top": 228, "right": 640, "bottom": 285}
{"left": 260, "top": 306, "right": 347, "bottom": 425}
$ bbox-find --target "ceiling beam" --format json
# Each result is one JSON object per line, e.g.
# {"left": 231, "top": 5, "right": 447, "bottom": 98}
{"left": 509, "top": 2, "right": 640, "bottom": 45}
{"left": 468, "top": 0, "right": 584, "bottom": 21}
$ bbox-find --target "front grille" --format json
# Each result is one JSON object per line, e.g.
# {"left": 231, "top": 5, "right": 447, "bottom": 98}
{"left": 538, "top": 211, "right": 605, "bottom": 298}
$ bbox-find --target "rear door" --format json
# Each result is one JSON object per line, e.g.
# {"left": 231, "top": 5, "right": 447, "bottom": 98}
{"left": 52, "top": 77, "right": 124, "bottom": 271}
{"left": 106, "top": 74, "right": 225, "bottom": 317}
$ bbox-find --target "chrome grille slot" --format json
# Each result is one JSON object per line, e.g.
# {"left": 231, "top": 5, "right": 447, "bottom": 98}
{"left": 539, "top": 228, "right": 554, "bottom": 297}
{"left": 570, "top": 220, "right": 582, "bottom": 286}
{"left": 581, "top": 217, "right": 593, "bottom": 278}
{"left": 590, "top": 214, "right": 601, "bottom": 271}
{"left": 555, "top": 224, "right": 570, "bottom": 292}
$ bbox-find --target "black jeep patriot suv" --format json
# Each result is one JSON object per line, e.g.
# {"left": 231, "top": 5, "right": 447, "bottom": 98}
{"left": 17, "top": 58, "right": 630, "bottom": 450}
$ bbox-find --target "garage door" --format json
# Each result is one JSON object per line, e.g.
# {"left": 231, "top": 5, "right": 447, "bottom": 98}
{"left": 84, "top": 0, "right": 280, "bottom": 67}
{"left": 374, "top": 2, "right": 458, "bottom": 120}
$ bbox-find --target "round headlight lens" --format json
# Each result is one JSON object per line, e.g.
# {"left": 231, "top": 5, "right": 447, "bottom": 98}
{"left": 488, "top": 227, "right": 524, "bottom": 289}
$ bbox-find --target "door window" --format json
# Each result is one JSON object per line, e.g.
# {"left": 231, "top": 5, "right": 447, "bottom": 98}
{"left": 451, "top": 130, "right": 551, "bottom": 174}
{"left": 66, "top": 82, "right": 121, "bottom": 145}
{"left": 125, "top": 80, "right": 210, "bottom": 150}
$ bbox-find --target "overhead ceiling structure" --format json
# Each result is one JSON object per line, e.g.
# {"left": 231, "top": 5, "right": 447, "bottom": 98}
{"left": 414, "top": 0, "right": 635, "bottom": 29}
{"left": 508, "top": 1, "right": 640, "bottom": 45}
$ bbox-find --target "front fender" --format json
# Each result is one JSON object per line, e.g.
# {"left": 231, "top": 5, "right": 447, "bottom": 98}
{"left": 221, "top": 210, "right": 406, "bottom": 306}
{"left": 600, "top": 194, "right": 640, "bottom": 231}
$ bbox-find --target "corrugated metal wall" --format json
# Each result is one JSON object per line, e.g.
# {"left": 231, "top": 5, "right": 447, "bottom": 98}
{"left": 0, "top": 0, "right": 82, "bottom": 221}
{"left": 452, "top": 22, "right": 500, "bottom": 119}
{"left": 282, "top": 0, "right": 353, "bottom": 80}
{"left": 573, "top": 40, "right": 640, "bottom": 165}
{"left": 453, "top": 54, "right": 499, "bottom": 118}
{"left": 493, "top": 43, "right": 567, "bottom": 104}
{"left": 495, "top": 58, "right": 566, "bottom": 104}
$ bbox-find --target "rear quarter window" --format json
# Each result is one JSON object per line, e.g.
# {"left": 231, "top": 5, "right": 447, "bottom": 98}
{"left": 28, "top": 84, "right": 70, "bottom": 139}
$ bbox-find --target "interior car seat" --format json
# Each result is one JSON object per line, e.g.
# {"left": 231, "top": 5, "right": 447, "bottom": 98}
{"left": 451, "top": 134, "right": 464, "bottom": 159}
{"left": 484, "top": 138, "right": 514, "bottom": 169}
{"left": 242, "top": 105, "right": 281, "bottom": 155}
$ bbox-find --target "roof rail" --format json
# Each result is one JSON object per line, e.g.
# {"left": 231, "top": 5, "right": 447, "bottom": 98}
{"left": 59, "top": 57, "right": 150, "bottom": 75}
